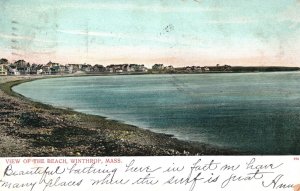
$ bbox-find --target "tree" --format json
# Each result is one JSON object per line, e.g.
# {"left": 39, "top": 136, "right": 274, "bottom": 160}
{"left": 14, "top": 60, "right": 27, "bottom": 68}
{"left": 0, "top": 58, "right": 8, "bottom": 65}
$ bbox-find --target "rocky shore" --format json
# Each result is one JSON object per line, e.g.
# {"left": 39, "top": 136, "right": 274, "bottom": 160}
{"left": 0, "top": 76, "right": 240, "bottom": 156}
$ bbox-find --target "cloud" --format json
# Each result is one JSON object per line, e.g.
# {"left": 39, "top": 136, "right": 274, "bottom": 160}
{"left": 277, "top": 4, "right": 300, "bottom": 23}
{"left": 0, "top": 33, "right": 57, "bottom": 43}
{"left": 58, "top": 30, "right": 125, "bottom": 39}
{"left": 57, "top": 29, "right": 172, "bottom": 43}
{"left": 30, "top": 51, "right": 56, "bottom": 55}
{"left": 203, "top": 18, "right": 257, "bottom": 25}
{"left": 14, "top": 2, "right": 221, "bottom": 13}
{"left": 67, "top": 3, "right": 219, "bottom": 12}
{"left": 57, "top": 29, "right": 203, "bottom": 47}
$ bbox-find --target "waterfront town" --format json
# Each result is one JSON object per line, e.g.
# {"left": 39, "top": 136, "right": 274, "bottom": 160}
{"left": 0, "top": 58, "right": 233, "bottom": 76}
{"left": 1, "top": 58, "right": 299, "bottom": 76}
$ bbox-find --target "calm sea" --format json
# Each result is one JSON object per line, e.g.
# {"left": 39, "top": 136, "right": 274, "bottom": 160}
{"left": 13, "top": 72, "right": 300, "bottom": 154}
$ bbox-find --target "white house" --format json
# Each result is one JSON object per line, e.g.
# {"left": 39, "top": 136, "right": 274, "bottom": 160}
{"left": 0, "top": 65, "right": 7, "bottom": 75}
{"left": 8, "top": 67, "right": 20, "bottom": 75}
{"left": 37, "top": 69, "right": 43, "bottom": 75}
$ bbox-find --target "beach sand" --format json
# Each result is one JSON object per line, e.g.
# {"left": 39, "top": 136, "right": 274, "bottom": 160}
{"left": 0, "top": 75, "right": 239, "bottom": 156}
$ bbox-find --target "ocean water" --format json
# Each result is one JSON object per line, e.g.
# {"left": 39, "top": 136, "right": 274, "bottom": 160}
{"left": 13, "top": 73, "right": 300, "bottom": 154}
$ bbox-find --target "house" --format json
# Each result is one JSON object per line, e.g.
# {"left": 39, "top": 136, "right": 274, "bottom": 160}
{"left": 185, "top": 66, "right": 193, "bottom": 72}
{"left": 152, "top": 64, "right": 164, "bottom": 70}
{"left": 203, "top": 66, "right": 210, "bottom": 72}
{"left": 137, "top": 64, "right": 148, "bottom": 72}
{"left": 81, "top": 64, "right": 92, "bottom": 72}
{"left": 45, "top": 61, "right": 61, "bottom": 74}
{"left": 65, "top": 64, "right": 73, "bottom": 73}
{"left": 106, "top": 65, "right": 115, "bottom": 73}
{"left": 14, "top": 60, "right": 28, "bottom": 75}
{"left": 141, "top": 66, "right": 148, "bottom": 72}
{"left": 115, "top": 68, "right": 123, "bottom": 73}
{"left": 46, "top": 61, "right": 59, "bottom": 68}
{"left": 192, "top": 66, "right": 202, "bottom": 71}
{"left": 0, "top": 65, "right": 7, "bottom": 75}
{"left": 125, "top": 64, "right": 148, "bottom": 72}
{"left": 114, "top": 65, "right": 123, "bottom": 73}
{"left": 126, "top": 64, "right": 135, "bottom": 72}
{"left": 58, "top": 65, "right": 67, "bottom": 74}
{"left": 105, "top": 64, "right": 123, "bottom": 73}
{"left": 128, "top": 64, "right": 138, "bottom": 72}
{"left": 122, "top": 64, "right": 129, "bottom": 72}
{"left": 106, "top": 65, "right": 112, "bottom": 72}
{"left": 8, "top": 66, "right": 20, "bottom": 75}
{"left": 29, "top": 64, "right": 38, "bottom": 74}
{"left": 166, "top": 65, "right": 174, "bottom": 70}
{"left": 50, "top": 66, "right": 60, "bottom": 74}
{"left": 25, "top": 63, "right": 31, "bottom": 74}
{"left": 209, "top": 64, "right": 232, "bottom": 72}
{"left": 41, "top": 65, "right": 51, "bottom": 75}
{"left": 37, "top": 69, "right": 43, "bottom": 75}
{"left": 64, "top": 65, "right": 72, "bottom": 74}
{"left": 224, "top": 65, "right": 232, "bottom": 71}
{"left": 66, "top": 64, "right": 80, "bottom": 74}
{"left": 92, "top": 64, "right": 106, "bottom": 73}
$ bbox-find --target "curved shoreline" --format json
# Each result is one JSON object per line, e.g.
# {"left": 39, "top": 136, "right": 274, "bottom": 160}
{"left": 0, "top": 76, "right": 243, "bottom": 156}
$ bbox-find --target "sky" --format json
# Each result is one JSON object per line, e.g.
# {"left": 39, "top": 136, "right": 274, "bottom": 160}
{"left": 0, "top": 0, "right": 300, "bottom": 67}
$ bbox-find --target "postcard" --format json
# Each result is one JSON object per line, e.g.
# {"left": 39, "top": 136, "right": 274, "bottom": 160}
{"left": 0, "top": 0, "right": 300, "bottom": 190}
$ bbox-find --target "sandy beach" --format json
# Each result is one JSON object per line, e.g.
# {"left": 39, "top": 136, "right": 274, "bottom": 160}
{"left": 0, "top": 75, "right": 239, "bottom": 156}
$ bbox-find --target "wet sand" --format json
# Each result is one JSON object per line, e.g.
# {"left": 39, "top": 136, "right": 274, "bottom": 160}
{"left": 0, "top": 75, "right": 241, "bottom": 156}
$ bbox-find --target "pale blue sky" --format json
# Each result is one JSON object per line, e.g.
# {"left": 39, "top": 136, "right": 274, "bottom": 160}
{"left": 0, "top": 0, "right": 299, "bottom": 66}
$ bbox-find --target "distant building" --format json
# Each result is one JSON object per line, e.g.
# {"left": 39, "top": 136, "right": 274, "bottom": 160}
{"left": 166, "top": 65, "right": 174, "bottom": 71}
{"left": 209, "top": 64, "right": 232, "bottom": 72}
{"left": 129, "top": 64, "right": 147, "bottom": 72}
{"left": 13, "top": 60, "right": 28, "bottom": 75}
{"left": 81, "top": 64, "right": 92, "bottom": 72}
{"left": 223, "top": 65, "right": 232, "bottom": 71}
{"left": 115, "top": 68, "right": 123, "bottom": 73}
{"left": 203, "top": 66, "right": 210, "bottom": 72}
{"left": 66, "top": 64, "right": 80, "bottom": 73}
{"left": 8, "top": 66, "right": 20, "bottom": 75}
{"left": 29, "top": 63, "right": 37, "bottom": 75}
{"left": 0, "top": 65, "right": 7, "bottom": 75}
{"left": 41, "top": 66, "right": 51, "bottom": 75}
{"left": 58, "top": 65, "right": 67, "bottom": 74}
{"left": 141, "top": 65, "right": 148, "bottom": 72}
{"left": 129, "top": 64, "right": 137, "bottom": 72}
{"left": 37, "top": 69, "right": 43, "bottom": 75}
{"left": 192, "top": 66, "right": 202, "bottom": 71}
{"left": 46, "top": 61, "right": 59, "bottom": 68}
{"left": 92, "top": 64, "right": 106, "bottom": 73}
{"left": 185, "top": 66, "right": 192, "bottom": 72}
{"left": 106, "top": 65, "right": 115, "bottom": 73}
{"left": 152, "top": 64, "right": 164, "bottom": 70}
{"left": 121, "top": 64, "right": 129, "bottom": 72}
